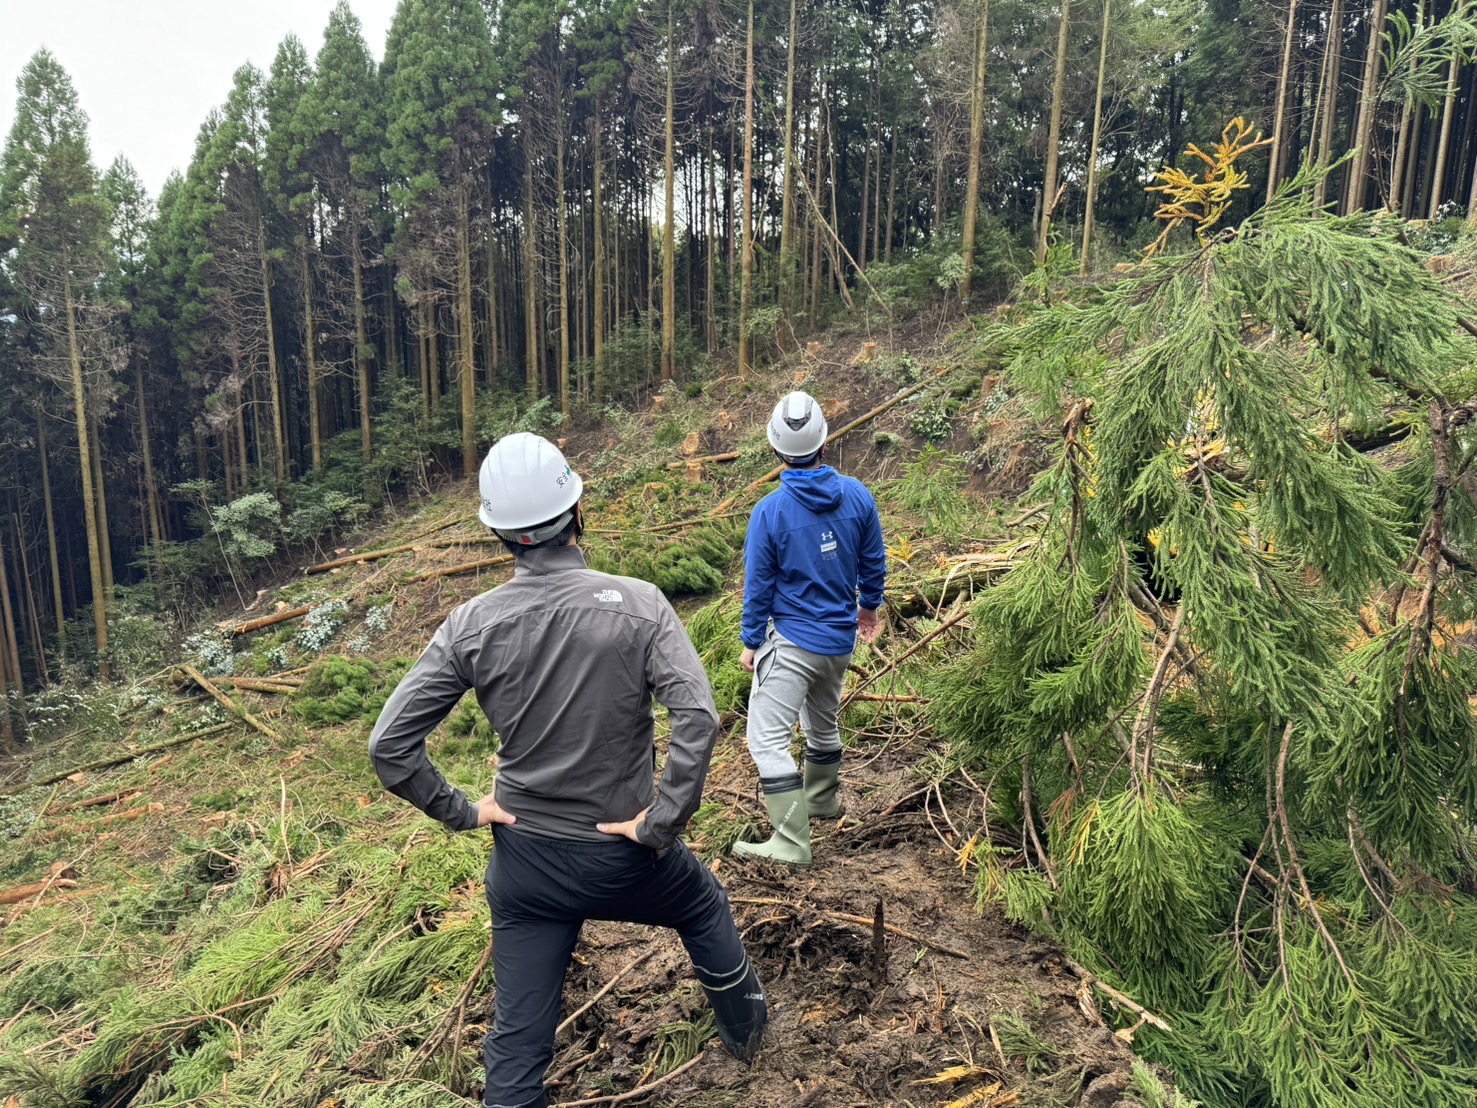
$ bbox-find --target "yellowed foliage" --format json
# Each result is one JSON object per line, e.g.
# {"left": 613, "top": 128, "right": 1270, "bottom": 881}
{"left": 1145, "top": 118, "right": 1273, "bottom": 256}
{"left": 917, "top": 1066, "right": 994, "bottom": 1085}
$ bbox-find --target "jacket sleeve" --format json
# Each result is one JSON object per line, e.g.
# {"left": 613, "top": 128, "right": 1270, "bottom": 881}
{"left": 741, "top": 504, "right": 776, "bottom": 649}
{"left": 857, "top": 490, "right": 887, "bottom": 611}
{"left": 368, "top": 621, "right": 479, "bottom": 833}
{"left": 636, "top": 595, "right": 721, "bottom": 850}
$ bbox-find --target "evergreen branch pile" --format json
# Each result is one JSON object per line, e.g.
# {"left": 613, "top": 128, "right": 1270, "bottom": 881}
{"left": 932, "top": 163, "right": 1477, "bottom": 1108}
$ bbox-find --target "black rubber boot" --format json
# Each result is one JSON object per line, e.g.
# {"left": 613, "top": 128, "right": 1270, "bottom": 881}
{"left": 695, "top": 955, "right": 768, "bottom": 1064}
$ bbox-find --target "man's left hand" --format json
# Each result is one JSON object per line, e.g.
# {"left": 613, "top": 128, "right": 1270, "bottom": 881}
{"left": 597, "top": 806, "right": 649, "bottom": 842}
{"left": 858, "top": 607, "right": 882, "bottom": 643}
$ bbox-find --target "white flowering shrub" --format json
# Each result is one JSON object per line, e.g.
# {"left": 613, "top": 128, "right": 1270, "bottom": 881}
{"left": 365, "top": 603, "right": 394, "bottom": 636}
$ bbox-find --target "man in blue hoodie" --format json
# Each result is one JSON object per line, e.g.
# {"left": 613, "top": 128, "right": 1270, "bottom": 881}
{"left": 733, "top": 390, "right": 886, "bottom": 866}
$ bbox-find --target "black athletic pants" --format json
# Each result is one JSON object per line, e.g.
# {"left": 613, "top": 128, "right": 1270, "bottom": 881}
{"left": 482, "top": 826, "right": 751, "bottom": 1108}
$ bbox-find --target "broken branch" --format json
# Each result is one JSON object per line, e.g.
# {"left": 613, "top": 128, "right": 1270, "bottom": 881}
{"left": 179, "top": 665, "right": 281, "bottom": 743}
{"left": 0, "top": 722, "right": 236, "bottom": 799}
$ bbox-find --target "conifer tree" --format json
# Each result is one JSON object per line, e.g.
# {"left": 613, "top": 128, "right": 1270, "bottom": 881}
{"left": 383, "top": 0, "right": 501, "bottom": 475}
{"left": 934, "top": 147, "right": 1477, "bottom": 1108}
{"left": 0, "top": 50, "right": 116, "bottom": 679}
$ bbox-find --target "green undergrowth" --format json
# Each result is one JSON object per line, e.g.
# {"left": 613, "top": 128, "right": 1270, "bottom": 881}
{"left": 0, "top": 346, "right": 1014, "bottom": 1106}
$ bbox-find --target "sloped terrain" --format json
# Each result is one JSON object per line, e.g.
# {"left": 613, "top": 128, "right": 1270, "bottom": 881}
{"left": 0, "top": 341, "right": 1182, "bottom": 1108}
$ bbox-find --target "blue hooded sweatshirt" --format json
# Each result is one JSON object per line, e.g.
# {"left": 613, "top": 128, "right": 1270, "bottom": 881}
{"left": 742, "top": 466, "right": 887, "bottom": 656}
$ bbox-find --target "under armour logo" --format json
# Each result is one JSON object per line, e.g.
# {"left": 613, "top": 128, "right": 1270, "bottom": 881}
{"left": 820, "top": 530, "right": 837, "bottom": 553}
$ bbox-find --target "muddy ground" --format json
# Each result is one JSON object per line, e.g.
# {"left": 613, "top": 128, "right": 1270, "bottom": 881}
{"left": 476, "top": 729, "right": 1156, "bottom": 1108}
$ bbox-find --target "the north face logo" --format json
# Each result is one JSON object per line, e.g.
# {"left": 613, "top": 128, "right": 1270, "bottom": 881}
{"left": 594, "top": 589, "right": 624, "bottom": 604}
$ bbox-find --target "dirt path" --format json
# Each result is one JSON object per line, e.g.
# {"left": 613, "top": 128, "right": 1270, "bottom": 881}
{"left": 527, "top": 736, "right": 1151, "bottom": 1108}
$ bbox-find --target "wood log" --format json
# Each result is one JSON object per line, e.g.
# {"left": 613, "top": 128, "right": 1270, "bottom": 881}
{"left": 886, "top": 555, "right": 1015, "bottom": 618}
{"left": 715, "top": 367, "right": 954, "bottom": 513}
{"left": 0, "top": 723, "right": 235, "bottom": 799}
{"left": 405, "top": 554, "right": 515, "bottom": 583}
{"left": 304, "top": 535, "right": 500, "bottom": 575}
{"left": 230, "top": 605, "right": 313, "bottom": 636}
{"left": 179, "top": 666, "right": 280, "bottom": 742}
{"left": 48, "top": 787, "right": 142, "bottom": 817}
{"left": 215, "top": 678, "right": 301, "bottom": 695}
{"left": 665, "top": 451, "right": 740, "bottom": 469}
{"left": 0, "top": 862, "right": 79, "bottom": 905}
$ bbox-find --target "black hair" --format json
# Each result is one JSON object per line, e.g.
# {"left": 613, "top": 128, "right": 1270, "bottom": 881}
{"left": 498, "top": 501, "right": 584, "bottom": 556}
{"left": 774, "top": 445, "right": 825, "bottom": 469}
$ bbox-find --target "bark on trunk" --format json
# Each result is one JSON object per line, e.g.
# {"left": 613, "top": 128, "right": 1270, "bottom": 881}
{"left": 1267, "top": 0, "right": 1298, "bottom": 201}
{"left": 63, "top": 267, "right": 108, "bottom": 680}
{"left": 1037, "top": 0, "right": 1072, "bottom": 265}
{"left": 1081, "top": 0, "right": 1110, "bottom": 276}
{"left": 738, "top": 0, "right": 756, "bottom": 379}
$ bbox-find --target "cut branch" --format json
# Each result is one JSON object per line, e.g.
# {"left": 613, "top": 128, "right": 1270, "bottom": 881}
{"left": 405, "top": 554, "right": 516, "bottom": 583}
{"left": 0, "top": 723, "right": 236, "bottom": 798}
{"left": 179, "top": 665, "right": 281, "bottom": 742}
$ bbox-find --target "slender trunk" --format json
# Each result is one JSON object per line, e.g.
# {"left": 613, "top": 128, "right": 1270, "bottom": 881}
{"left": 811, "top": 93, "right": 826, "bottom": 318}
{"left": 1405, "top": 87, "right": 1426, "bottom": 216}
{"left": 1429, "top": 53, "right": 1461, "bottom": 219}
{"left": 1081, "top": 0, "right": 1110, "bottom": 276}
{"left": 16, "top": 514, "right": 46, "bottom": 688}
{"left": 303, "top": 238, "right": 323, "bottom": 471}
{"left": 457, "top": 181, "right": 478, "bottom": 473}
{"left": 857, "top": 73, "right": 873, "bottom": 270}
{"left": 1267, "top": 0, "right": 1298, "bottom": 201}
{"left": 593, "top": 114, "right": 606, "bottom": 404}
{"left": 706, "top": 129, "right": 718, "bottom": 354}
{"left": 90, "top": 417, "right": 114, "bottom": 597}
{"left": 353, "top": 232, "right": 373, "bottom": 462}
{"left": 1037, "top": 0, "right": 1072, "bottom": 265}
{"left": 385, "top": 253, "right": 404, "bottom": 379}
{"left": 135, "top": 362, "right": 163, "bottom": 547}
{"left": 961, "top": 0, "right": 991, "bottom": 298}
{"left": 1313, "top": 0, "right": 1345, "bottom": 209}
{"left": 661, "top": 0, "right": 678, "bottom": 383}
{"left": 779, "top": 0, "right": 800, "bottom": 327}
{"left": 556, "top": 87, "right": 572, "bottom": 420}
{"left": 524, "top": 126, "right": 540, "bottom": 400}
{"left": 493, "top": 226, "right": 505, "bottom": 381}
{"left": 38, "top": 418, "right": 64, "bottom": 666}
{"left": 259, "top": 220, "right": 286, "bottom": 480}
{"left": 1345, "top": 0, "right": 1389, "bottom": 213}
{"left": 63, "top": 268, "right": 108, "bottom": 679}
{"left": 1391, "top": 11, "right": 1419, "bottom": 213}
{"left": 739, "top": 0, "right": 756, "bottom": 379}
{"left": 884, "top": 124, "right": 899, "bottom": 264}
{"left": 0, "top": 522, "right": 23, "bottom": 706}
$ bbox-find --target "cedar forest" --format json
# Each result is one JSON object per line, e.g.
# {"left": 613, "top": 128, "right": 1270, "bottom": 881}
{"left": 4, "top": 1, "right": 1477, "bottom": 1107}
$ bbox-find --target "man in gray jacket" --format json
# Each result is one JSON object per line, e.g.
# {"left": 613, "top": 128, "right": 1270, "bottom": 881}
{"left": 369, "top": 432, "right": 766, "bottom": 1108}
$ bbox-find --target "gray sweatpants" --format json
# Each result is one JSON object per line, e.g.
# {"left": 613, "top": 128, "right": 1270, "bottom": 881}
{"left": 746, "top": 628, "right": 852, "bottom": 782}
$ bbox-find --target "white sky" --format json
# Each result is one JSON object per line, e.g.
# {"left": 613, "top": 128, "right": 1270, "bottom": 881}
{"left": 0, "top": 0, "right": 400, "bottom": 199}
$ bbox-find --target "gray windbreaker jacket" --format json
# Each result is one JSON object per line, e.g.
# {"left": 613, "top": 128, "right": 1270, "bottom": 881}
{"left": 368, "top": 544, "right": 720, "bottom": 850}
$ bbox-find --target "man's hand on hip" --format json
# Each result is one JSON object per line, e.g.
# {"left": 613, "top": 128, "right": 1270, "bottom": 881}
{"left": 740, "top": 647, "right": 757, "bottom": 673}
{"left": 597, "top": 806, "right": 649, "bottom": 842}
{"left": 858, "top": 607, "right": 882, "bottom": 643}
{"left": 476, "top": 794, "right": 518, "bottom": 828}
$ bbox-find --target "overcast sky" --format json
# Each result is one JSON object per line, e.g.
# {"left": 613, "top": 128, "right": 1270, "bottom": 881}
{"left": 1, "top": 0, "right": 401, "bottom": 199}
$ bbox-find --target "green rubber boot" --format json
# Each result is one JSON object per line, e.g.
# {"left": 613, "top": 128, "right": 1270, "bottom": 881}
{"left": 804, "top": 753, "right": 843, "bottom": 819}
{"left": 733, "top": 786, "right": 812, "bottom": 866}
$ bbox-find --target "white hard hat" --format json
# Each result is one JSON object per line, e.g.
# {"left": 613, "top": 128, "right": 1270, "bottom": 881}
{"left": 477, "top": 432, "right": 584, "bottom": 544}
{"left": 767, "top": 391, "right": 828, "bottom": 460}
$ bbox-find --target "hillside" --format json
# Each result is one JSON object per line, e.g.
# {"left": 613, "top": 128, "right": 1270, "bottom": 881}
{"left": 0, "top": 338, "right": 1179, "bottom": 1108}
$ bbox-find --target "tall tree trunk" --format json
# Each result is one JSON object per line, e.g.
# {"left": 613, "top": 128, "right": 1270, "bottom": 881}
{"left": 524, "top": 126, "right": 540, "bottom": 401}
{"left": 63, "top": 269, "right": 107, "bottom": 680}
{"left": 493, "top": 223, "right": 505, "bottom": 381}
{"left": 1267, "top": 0, "right": 1298, "bottom": 201}
{"left": 556, "top": 87, "right": 572, "bottom": 420}
{"left": 259, "top": 220, "right": 286, "bottom": 481}
{"left": 778, "top": 0, "right": 800, "bottom": 330}
{"left": 706, "top": 129, "right": 719, "bottom": 354}
{"left": 38, "top": 417, "right": 64, "bottom": 666}
{"left": 384, "top": 256, "right": 404, "bottom": 379}
{"left": 884, "top": 124, "right": 899, "bottom": 264}
{"left": 1081, "top": 0, "right": 1110, "bottom": 276}
{"left": 857, "top": 61, "right": 874, "bottom": 271}
{"left": 89, "top": 416, "right": 114, "bottom": 597}
{"left": 811, "top": 94, "right": 826, "bottom": 318}
{"left": 661, "top": 0, "right": 678, "bottom": 383}
{"left": 1345, "top": 0, "right": 1389, "bottom": 213}
{"left": 961, "top": 0, "right": 991, "bottom": 299}
{"left": 0, "top": 521, "right": 24, "bottom": 707}
{"left": 16, "top": 514, "right": 47, "bottom": 688}
{"left": 592, "top": 114, "right": 606, "bottom": 404}
{"left": 1037, "top": 0, "right": 1072, "bottom": 265}
{"left": 304, "top": 240, "right": 323, "bottom": 471}
{"left": 739, "top": 0, "right": 756, "bottom": 379}
{"left": 1429, "top": 53, "right": 1461, "bottom": 219}
{"left": 1391, "top": 1, "right": 1422, "bottom": 213}
{"left": 1313, "top": 0, "right": 1345, "bottom": 209}
{"left": 457, "top": 180, "right": 478, "bottom": 474}
{"left": 353, "top": 232, "right": 373, "bottom": 462}
{"left": 135, "top": 363, "right": 164, "bottom": 547}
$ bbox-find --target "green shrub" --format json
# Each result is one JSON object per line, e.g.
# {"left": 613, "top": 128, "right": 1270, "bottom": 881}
{"left": 293, "top": 657, "right": 413, "bottom": 727}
